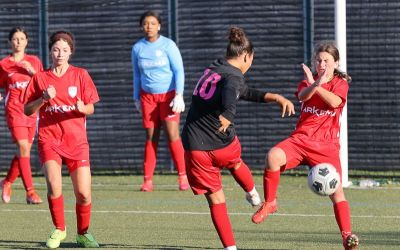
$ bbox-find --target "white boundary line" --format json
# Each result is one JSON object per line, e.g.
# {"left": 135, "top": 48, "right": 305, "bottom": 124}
{"left": 1, "top": 208, "right": 400, "bottom": 219}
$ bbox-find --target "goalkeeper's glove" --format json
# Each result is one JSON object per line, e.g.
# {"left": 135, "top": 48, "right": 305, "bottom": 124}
{"left": 169, "top": 94, "right": 185, "bottom": 113}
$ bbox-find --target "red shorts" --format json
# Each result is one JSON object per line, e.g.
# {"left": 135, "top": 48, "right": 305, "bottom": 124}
{"left": 9, "top": 126, "right": 36, "bottom": 143}
{"left": 40, "top": 147, "right": 90, "bottom": 173}
{"left": 275, "top": 134, "right": 342, "bottom": 177}
{"left": 140, "top": 90, "right": 180, "bottom": 128}
{"left": 185, "top": 136, "right": 242, "bottom": 195}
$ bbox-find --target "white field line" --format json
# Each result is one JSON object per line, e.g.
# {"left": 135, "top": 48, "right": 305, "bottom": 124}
{"left": 1, "top": 208, "right": 400, "bottom": 219}
{"left": 28, "top": 182, "right": 400, "bottom": 190}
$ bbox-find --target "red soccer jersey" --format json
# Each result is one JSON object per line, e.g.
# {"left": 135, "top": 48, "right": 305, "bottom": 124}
{"left": 22, "top": 65, "right": 100, "bottom": 159}
{"left": 292, "top": 76, "right": 349, "bottom": 142}
{"left": 0, "top": 54, "right": 43, "bottom": 128}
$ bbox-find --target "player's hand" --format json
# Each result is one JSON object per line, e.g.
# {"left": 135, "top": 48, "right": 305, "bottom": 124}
{"left": 134, "top": 100, "right": 142, "bottom": 114}
{"left": 0, "top": 93, "right": 3, "bottom": 101}
{"left": 275, "top": 95, "right": 295, "bottom": 117}
{"left": 43, "top": 85, "right": 56, "bottom": 101}
{"left": 319, "top": 65, "right": 334, "bottom": 85}
{"left": 302, "top": 63, "right": 314, "bottom": 84}
{"left": 169, "top": 94, "right": 185, "bottom": 113}
{"left": 76, "top": 97, "right": 86, "bottom": 113}
{"left": 19, "top": 60, "right": 36, "bottom": 75}
{"left": 217, "top": 115, "right": 231, "bottom": 133}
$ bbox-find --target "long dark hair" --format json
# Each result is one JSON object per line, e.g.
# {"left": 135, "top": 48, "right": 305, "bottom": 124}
{"left": 314, "top": 42, "right": 351, "bottom": 83}
{"left": 226, "top": 26, "right": 254, "bottom": 59}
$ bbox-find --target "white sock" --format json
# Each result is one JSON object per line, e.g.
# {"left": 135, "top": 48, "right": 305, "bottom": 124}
{"left": 224, "top": 246, "right": 237, "bottom": 250}
{"left": 247, "top": 186, "right": 257, "bottom": 195}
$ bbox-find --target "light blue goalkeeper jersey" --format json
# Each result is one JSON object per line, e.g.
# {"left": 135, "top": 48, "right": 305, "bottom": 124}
{"left": 131, "top": 35, "right": 184, "bottom": 101}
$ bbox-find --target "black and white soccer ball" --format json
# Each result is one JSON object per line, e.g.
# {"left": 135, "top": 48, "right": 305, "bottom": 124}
{"left": 307, "top": 163, "right": 340, "bottom": 196}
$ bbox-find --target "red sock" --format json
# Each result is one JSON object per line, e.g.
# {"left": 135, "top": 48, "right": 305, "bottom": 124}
{"left": 18, "top": 156, "right": 33, "bottom": 191}
{"left": 264, "top": 170, "right": 280, "bottom": 202}
{"left": 168, "top": 139, "right": 186, "bottom": 175}
{"left": 229, "top": 161, "right": 254, "bottom": 192}
{"left": 334, "top": 200, "right": 352, "bottom": 237}
{"left": 48, "top": 195, "right": 65, "bottom": 231}
{"left": 4, "top": 156, "right": 20, "bottom": 184}
{"left": 143, "top": 140, "right": 158, "bottom": 181}
{"left": 210, "top": 203, "right": 235, "bottom": 248}
{"left": 76, "top": 203, "right": 92, "bottom": 235}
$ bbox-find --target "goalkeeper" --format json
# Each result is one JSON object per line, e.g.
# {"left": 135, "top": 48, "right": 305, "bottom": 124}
{"left": 131, "top": 10, "right": 189, "bottom": 192}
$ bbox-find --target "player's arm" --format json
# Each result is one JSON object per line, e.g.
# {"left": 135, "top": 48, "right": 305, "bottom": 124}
{"left": 298, "top": 64, "right": 343, "bottom": 108}
{"left": 240, "top": 83, "right": 295, "bottom": 117}
{"left": 76, "top": 98, "right": 94, "bottom": 115}
{"left": 218, "top": 77, "right": 240, "bottom": 133}
{"left": 263, "top": 92, "right": 295, "bottom": 117}
{"left": 313, "top": 86, "right": 343, "bottom": 108}
{"left": 24, "top": 85, "right": 56, "bottom": 116}
{"left": 167, "top": 41, "right": 184, "bottom": 95}
{"left": 131, "top": 46, "right": 141, "bottom": 101}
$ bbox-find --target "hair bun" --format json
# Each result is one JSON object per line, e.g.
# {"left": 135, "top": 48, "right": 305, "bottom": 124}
{"left": 229, "top": 26, "right": 245, "bottom": 45}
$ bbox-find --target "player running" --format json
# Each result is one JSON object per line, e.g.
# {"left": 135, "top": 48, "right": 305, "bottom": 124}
{"left": 23, "top": 30, "right": 99, "bottom": 248}
{"left": 252, "top": 42, "right": 359, "bottom": 250}
{"left": 132, "top": 10, "right": 189, "bottom": 192}
{"left": 181, "top": 26, "right": 295, "bottom": 250}
{"left": 0, "top": 27, "right": 43, "bottom": 204}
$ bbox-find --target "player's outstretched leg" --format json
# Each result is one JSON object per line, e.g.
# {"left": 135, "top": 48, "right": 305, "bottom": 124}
{"left": 252, "top": 169, "right": 280, "bottom": 223}
{"left": 229, "top": 161, "right": 261, "bottom": 206}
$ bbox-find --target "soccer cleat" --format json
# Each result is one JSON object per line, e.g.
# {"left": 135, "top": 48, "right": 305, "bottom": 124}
{"left": 76, "top": 233, "right": 99, "bottom": 248}
{"left": 46, "top": 228, "right": 67, "bottom": 249}
{"left": 251, "top": 199, "right": 278, "bottom": 224}
{"left": 245, "top": 190, "right": 261, "bottom": 207}
{"left": 1, "top": 179, "right": 12, "bottom": 203}
{"left": 140, "top": 180, "right": 153, "bottom": 192}
{"left": 26, "top": 189, "right": 43, "bottom": 204}
{"left": 343, "top": 233, "right": 359, "bottom": 250}
{"left": 178, "top": 175, "right": 190, "bottom": 191}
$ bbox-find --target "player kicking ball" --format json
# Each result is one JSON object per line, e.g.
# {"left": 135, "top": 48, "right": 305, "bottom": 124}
{"left": 182, "top": 26, "right": 295, "bottom": 250}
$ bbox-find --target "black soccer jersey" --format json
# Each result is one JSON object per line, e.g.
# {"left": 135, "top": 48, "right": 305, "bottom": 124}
{"left": 182, "top": 58, "right": 266, "bottom": 151}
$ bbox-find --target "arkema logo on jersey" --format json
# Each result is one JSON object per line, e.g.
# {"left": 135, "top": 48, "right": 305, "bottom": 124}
{"left": 302, "top": 105, "right": 336, "bottom": 117}
{"left": 9, "top": 81, "right": 29, "bottom": 89}
{"left": 45, "top": 104, "right": 76, "bottom": 113}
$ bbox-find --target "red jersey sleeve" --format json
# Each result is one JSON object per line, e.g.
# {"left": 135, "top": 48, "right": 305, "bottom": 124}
{"left": 295, "top": 78, "right": 348, "bottom": 108}
{"left": 0, "top": 63, "right": 7, "bottom": 88}
{"left": 81, "top": 69, "right": 100, "bottom": 104}
{"left": 330, "top": 78, "right": 349, "bottom": 108}
{"left": 21, "top": 73, "right": 43, "bottom": 104}
{"left": 295, "top": 80, "right": 309, "bottom": 100}
{"left": 32, "top": 56, "right": 44, "bottom": 73}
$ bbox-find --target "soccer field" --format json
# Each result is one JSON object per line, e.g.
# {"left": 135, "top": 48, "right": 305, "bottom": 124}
{"left": 1, "top": 174, "right": 399, "bottom": 249}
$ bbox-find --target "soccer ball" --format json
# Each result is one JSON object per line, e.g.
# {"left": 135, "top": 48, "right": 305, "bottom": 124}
{"left": 307, "top": 163, "right": 340, "bottom": 196}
